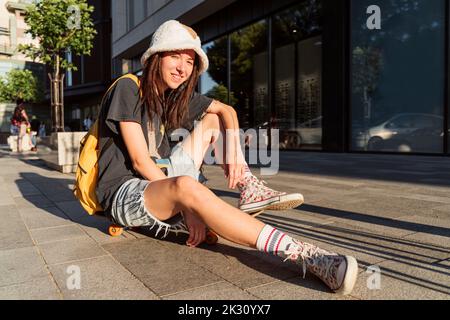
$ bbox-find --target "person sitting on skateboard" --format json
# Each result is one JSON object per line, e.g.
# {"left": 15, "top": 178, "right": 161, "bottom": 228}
{"left": 96, "top": 20, "right": 358, "bottom": 295}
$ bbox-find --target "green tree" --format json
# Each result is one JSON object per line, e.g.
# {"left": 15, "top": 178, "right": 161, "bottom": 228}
{"left": 0, "top": 69, "right": 43, "bottom": 103}
{"left": 18, "top": 0, "right": 97, "bottom": 132}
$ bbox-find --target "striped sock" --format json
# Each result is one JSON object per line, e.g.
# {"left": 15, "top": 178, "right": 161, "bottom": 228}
{"left": 256, "top": 225, "right": 297, "bottom": 259}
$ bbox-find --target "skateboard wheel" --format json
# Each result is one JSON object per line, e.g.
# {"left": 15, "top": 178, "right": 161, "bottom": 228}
{"left": 108, "top": 224, "right": 123, "bottom": 237}
{"left": 205, "top": 231, "right": 218, "bottom": 245}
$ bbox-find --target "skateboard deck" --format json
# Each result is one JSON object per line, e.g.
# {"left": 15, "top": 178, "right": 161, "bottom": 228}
{"left": 107, "top": 222, "right": 219, "bottom": 245}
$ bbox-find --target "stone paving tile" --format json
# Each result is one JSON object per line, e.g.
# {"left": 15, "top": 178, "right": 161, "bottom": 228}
{"left": 431, "top": 205, "right": 450, "bottom": 219}
{"left": 397, "top": 215, "right": 450, "bottom": 229}
{"left": 246, "top": 277, "right": 357, "bottom": 300}
{"left": 0, "top": 205, "right": 34, "bottom": 251}
{"left": 2, "top": 154, "right": 450, "bottom": 300}
{"left": 48, "top": 256, "right": 159, "bottom": 300}
{"left": 266, "top": 172, "right": 366, "bottom": 188}
{"left": 297, "top": 205, "right": 431, "bottom": 238}
{"left": 308, "top": 196, "right": 440, "bottom": 219}
{"left": 260, "top": 210, "right": 336, "bottom": 229}
{"left": 0, "top": 276, "right": 61, "bottom": 300}
{"left": 0, "top": 246, "right": 48, "bottom": 287}
{"left": 39, "top": 236, "right": 108, "bottom": 265}
{"left": 103, "top": 239, "right": 223, "bottom": 296}
{"left": 6, "top": 180, "right": 42, "bottom": 197}
{"left": 402, "top": 233, "right": 450, "bottom": 249}
{"left": 54, "top": 200, "right": 87, "bottom": 222}
{"left": 76, "top": 215, "right": 136, "bottom": 244}
{"left": 434, "top": 258, "right": 450, "bottom": 268}
{"left": 305, "top": 221, "right": 448, "bottom": 264}
{"left": 19, "top": 206, "right": 72, "bottom": 230}
{"left": 157, "top": 236, "right": 300, "bottom": 291}
{"left": 0, "top": 191, "right": 16, "bottom": 206}
{"left": 14, "top": 195, "right": 54, "bottom": 210}
{"left": 407, "top": 186, "right": 450, "bottom": 200}
{"left": 43, "top": 191, "right": 77, "bottom": 203}
{"left": 0, "top": 173, "right": 25, "bottom": 184}
{"left": 396, "top": 215, "right": 450, "bottom": 248}
{"left": 350, "top": 259, "right": 450, "bottom": 300}
{"left": 162, "top": 281, "right": 258, "bottom": 300}
{"left": 29, "top": 225, "right": 87, "bottom": 245}
{"left": 28, "top": 173, "right": 72, "bottom": 183}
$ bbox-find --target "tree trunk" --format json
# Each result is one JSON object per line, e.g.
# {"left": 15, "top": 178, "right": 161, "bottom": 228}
{"left": 48, "top": 55, "right": 65, "bottom": 132}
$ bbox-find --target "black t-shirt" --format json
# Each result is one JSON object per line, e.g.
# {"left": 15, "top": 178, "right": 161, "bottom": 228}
{"left": 96, "top": 77, "right": 213, "bottom": 215}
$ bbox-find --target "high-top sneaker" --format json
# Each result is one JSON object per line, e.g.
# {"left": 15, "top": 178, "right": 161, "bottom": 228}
{"left": 237, "top": 175, "right": 304, "bottom": 215}
{"left": 283, "top": 239, "right": 358, "bottom": 295}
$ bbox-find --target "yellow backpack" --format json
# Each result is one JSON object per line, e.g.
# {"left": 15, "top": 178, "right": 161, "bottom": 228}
{"left": 73, "top": 74, "right": 140, "bottom": 215}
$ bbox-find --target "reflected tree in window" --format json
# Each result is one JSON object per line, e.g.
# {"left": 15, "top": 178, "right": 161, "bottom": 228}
{"left": 351, "top": 0, "right": 445, "bottom": 153}
{"left": 230, "top": 21, "right": 268, "bottom": 128}
{"left": 202, "top": 37, "right": 229, "bottom": 104}
{"left": 272, "top": 0, "right": 323, "bottom": 150}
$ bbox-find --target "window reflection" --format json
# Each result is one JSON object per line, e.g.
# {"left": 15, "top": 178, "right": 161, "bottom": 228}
{"left": 201, "top": 37, "right": 229, "bottom": 104}
{"left": 127, "top": 0, "right": 146, "bottom": 30}
{"left": 272, "top": 0, "right": 323, "bottom": 150}
{"left": 230, "top": 20, "right": 268, "bottom": 129}
{"left": 351, "top": 0, "right": 445, "bottom": 153}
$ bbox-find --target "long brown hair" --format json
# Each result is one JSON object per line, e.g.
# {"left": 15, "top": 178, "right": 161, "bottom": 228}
{"left": 140, "top": 52, "right": 201, "bottom": 130}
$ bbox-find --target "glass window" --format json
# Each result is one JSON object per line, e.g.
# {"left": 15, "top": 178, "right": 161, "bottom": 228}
{"left": 127, "top": 0, "right": 146, "bottom": 30}
{"left": 351, "top": 0, "right": 445, "bottom": 154}
{"left": 200, "top": 37, "right": 229, "bottom": 104}
{"left": 230, "top": 20, "right": 268, "bottom": 129}
{"left": 272, "top": 0, "right": 323, "bottom": 150}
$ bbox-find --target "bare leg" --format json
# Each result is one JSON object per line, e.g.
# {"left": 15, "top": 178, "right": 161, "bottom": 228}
{"left": 17, "top": 136, "right": 22, "bottom": 152}
{"left": 179, "top": 113, "right": 244, "bottom": 173}
{"left": 177, "top": 113, "right": 304, "bottom": 214}
{"left": 143, "top": 176, "right": 265, "bottom": 247}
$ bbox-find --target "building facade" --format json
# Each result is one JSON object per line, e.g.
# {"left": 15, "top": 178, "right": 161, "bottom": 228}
{"left": 112, "top": 0, "right": 449, "bottom": 156}
{"left": 0, "top": 0, "right": 43, "bottom": 76}
{"left": 62, "top": 0, "right": 112, "bottom": 131}
{"left": 0, "top": 0, "right": 46, "bottom": 135}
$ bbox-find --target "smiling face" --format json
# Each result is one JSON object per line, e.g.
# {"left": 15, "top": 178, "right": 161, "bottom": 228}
{"left": 160, "top": 49, "right": 196, "bottom": 90}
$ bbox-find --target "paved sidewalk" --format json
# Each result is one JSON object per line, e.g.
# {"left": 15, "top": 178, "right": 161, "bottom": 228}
{"left": 0, "top": 149, "right": 449, "bottom": 300}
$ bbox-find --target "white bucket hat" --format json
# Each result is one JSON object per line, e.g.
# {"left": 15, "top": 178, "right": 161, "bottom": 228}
{"left": 140, "top": 20, "right": 209, "bottom": 74}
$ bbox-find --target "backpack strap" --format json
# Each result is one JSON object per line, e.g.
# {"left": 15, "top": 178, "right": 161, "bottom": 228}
{"left": 99, "top": 136, "right": 114, "bottom": 158}
{"left": 100, "top": 74, "right": 141, "bottom": 108}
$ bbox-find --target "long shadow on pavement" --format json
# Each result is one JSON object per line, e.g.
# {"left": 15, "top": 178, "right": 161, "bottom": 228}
{"left": 14, "top": 160, "right": 450, "bottom": 297}
{"left": 257, "top": 213, "right": 450, "bottom": 296}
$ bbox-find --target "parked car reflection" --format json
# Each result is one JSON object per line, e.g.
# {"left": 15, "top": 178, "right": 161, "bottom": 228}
{"left": 244, "top": 116, "right": 323, "bottom": 150}
{"left": 388, "top": 126, "right": 444, "bottom": 153}
{"left": 354, "top": 113, "right": 443, "bottom": 153}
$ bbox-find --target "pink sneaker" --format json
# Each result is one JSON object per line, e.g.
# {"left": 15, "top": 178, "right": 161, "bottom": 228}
{"left": 237, "top": 175, "right": 304, "bottom": 215}
{"left": 284, "top": 239, "right": 358, "bottom": 295}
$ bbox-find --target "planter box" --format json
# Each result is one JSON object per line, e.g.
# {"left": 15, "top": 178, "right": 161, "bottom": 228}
{"left": 39, "top": 132, "right": 87, "bottom": 173}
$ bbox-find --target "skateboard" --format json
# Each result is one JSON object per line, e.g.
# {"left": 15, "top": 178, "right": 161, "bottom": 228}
{"left": 107, "top": 222, "right": 219, "bottom": 245}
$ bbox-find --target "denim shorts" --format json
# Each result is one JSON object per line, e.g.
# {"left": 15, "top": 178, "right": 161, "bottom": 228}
{"left": 110, "top": 143, "right": 205, "bottom": 237}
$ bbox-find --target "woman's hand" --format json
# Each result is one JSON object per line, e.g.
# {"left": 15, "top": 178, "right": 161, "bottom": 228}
{"left": 206, "top": 100, "right": 246, "bottom": 189}
{"left": 224, "top": 163, "right": 245, "bottom": 190}
{"left": 182, "top": 211, "right": 207, "bottom": 247}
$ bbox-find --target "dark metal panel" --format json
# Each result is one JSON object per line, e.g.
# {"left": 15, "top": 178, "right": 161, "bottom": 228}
{"left": 445, "top": 0, "right": 449, "bottom": 154}
{"left": 321, "top": 0, "right": 348, "bottom": 152}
